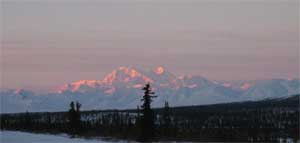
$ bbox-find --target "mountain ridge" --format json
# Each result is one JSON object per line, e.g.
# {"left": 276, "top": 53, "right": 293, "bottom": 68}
{"left": 1, "top": 66, "right": 299, "bottom": 113}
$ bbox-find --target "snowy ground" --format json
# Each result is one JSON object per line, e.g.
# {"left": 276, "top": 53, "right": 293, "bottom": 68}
{"left": 0, "top": 131, "right": 125, "bottom": 143}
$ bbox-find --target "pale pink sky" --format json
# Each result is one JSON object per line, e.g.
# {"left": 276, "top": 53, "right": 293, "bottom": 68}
{"left": 1, "top": 0, "right": 299, "bottom": 91}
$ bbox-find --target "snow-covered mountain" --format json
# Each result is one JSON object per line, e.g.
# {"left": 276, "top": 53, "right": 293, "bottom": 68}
{"left": 1, "top": 66, "right": 299, "bottom": 113}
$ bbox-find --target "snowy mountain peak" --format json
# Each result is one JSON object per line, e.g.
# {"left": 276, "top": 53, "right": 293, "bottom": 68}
{"left": 118, "top": 66, "right": 141, "bottom": 78}
{"left": 104, "top": 67, "right": 142, "bottom": 83}
{"left": 222, "top": 83, "right": 232, "bottom": 88}
{"left": 56, "top": 80, "right": 102, "bottom": 93}
{"left": 102, "top": 70, "right": 117, "bottom": 84}
{"left": 102, "top": 66, "right": 154, "bottom": 85}
{"left": 154, "top": 66, "right": 165, "bottom": 75}
{"left": 14, "top": 89, "right": 25, "bottom": 95}
{"left": 14, "top": 89, "right": 34, "bottom": 96}
{"left": 240, "top": 83, "right": 252, "bottom": 90}
{"left": 55, "top": 66, "right": 157, "bottom": 94}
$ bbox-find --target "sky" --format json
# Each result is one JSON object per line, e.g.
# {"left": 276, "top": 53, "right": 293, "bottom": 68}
{"left": 1, "top": 0, "right": 299, "bottom": 91}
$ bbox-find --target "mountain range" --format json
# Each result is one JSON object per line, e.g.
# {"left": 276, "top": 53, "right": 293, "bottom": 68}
{"left": 1, "top": 66, "right": 299, "bottom": 113}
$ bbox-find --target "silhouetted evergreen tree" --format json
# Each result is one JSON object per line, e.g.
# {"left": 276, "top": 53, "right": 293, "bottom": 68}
{"left": 162, "top": 101, "right": 171, "bottom": 137}
{"left": 139, "top": 83, "right": 157, "bottom": 141}
{"left": 68, "top": 101, "right": 81, "bottom": 134}
{"left": 68, "top": 101, "right": 76, "bottom": 133}
{"left": 75, "top": 101, "right": 82, "bottom": 130}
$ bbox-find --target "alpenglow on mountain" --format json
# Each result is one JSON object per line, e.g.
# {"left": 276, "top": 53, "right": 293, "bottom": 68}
{"left": 1, "top": 66, "right": 299, "bottom": 113}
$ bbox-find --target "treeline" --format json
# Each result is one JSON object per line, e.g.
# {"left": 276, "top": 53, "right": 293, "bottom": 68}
{"left": 1, "top": 86, "right": 299, "bottom": 142}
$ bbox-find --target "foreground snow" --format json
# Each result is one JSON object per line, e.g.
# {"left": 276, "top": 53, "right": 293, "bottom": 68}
{"left": 0, "top": 131, "right": 124, "bottom": 143}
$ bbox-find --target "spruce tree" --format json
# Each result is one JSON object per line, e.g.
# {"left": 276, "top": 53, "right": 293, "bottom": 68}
{"left": 75, "top": 102, "right": 82, "bottom": 131}
{"left": 140, "top": 83, "right": 157, "bottom": 141}
{"left": 68, "top": 101, "right": 76, "bottom": 133}
{"left": 162, "top": 101, "right": 171, "bottom": 137}
{"left": 68, "top": 101, "right": 82, "bottom": 134}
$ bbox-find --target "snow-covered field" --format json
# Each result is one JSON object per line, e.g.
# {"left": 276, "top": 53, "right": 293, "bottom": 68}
{"left": 0, "top": 131, "right": 124, "bottom": 143}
